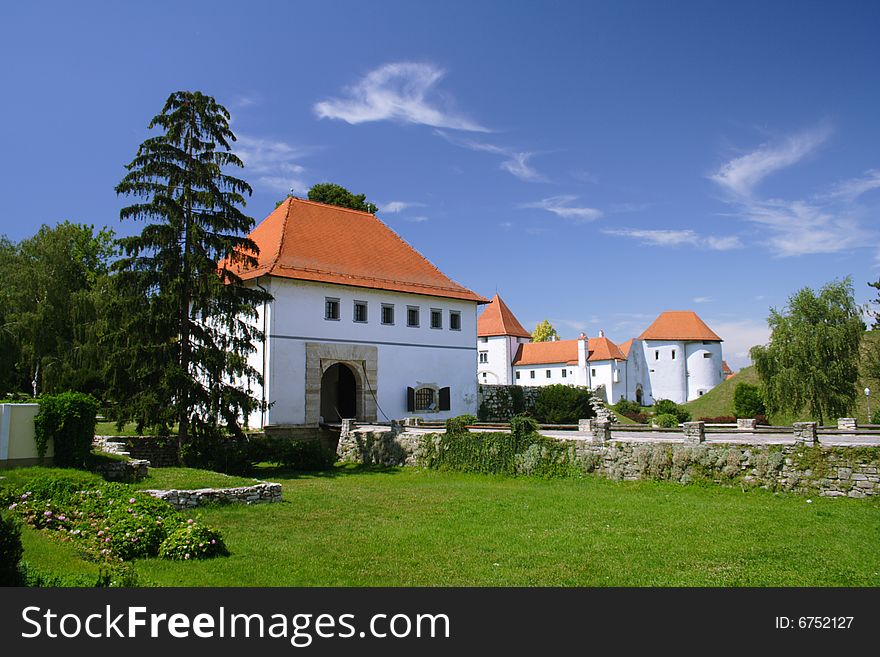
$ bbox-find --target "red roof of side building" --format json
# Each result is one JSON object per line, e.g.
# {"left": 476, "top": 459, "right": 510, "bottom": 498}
{"left": 619, "top": 338, "right": 634, "bottom": 357}
{"left": 722, "top": 360, "right": 734, "bottom": 379}
{"left": 226, "top": 197, "right": 487, "bottom": 303}
{"left": 477, "top": 294, "right": 531, "bottom": 338}
{"left": 511, "top": 336, "right": 627, "bottom": 366}
{"left": 637, "top": 311, "right": 722, "bottom": 342}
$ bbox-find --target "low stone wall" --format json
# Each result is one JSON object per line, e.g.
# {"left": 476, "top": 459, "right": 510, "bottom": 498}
{"left": 141, "top": 482, "right": 282, "bottom": 510}
{"left": 477, "top": 385, "right": 539, "bottom": 421}
{"left": 94, "top": 436, "right": 180, "bottom": 467}
{"left": 339, "top": 427, "right": 880, "bottom": 498}
{"left": 94, "top": 459, "right": 150, "bottom": 483}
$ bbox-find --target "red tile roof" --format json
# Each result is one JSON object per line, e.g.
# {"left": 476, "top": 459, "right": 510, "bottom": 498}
{"left": 513, "top": 340, "right": 578, "bottom": 366}
{"left": 511, "top": 336, "right": 626, "bottom": 366}
{"left": 477, "top": 294, "right": 531, "bottom": 338}
{"left": 619, "top": 338, "right": 634, "bottom": 357}
{"left": 637, "top": 311, "right": 722, "bottom": 342}
{"left": 228, "top": 197, "right": 487, "bottom": 303}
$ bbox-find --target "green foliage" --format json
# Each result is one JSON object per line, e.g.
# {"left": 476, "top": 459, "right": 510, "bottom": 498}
{"left": 307, "top": 182, "right": 378, "bottom": 214}
{"left": 509, "top": 413, "right": 539, "bottom": 440}
{"left": 445, "top": 414, "right": 477, "bottom": 435}
{"left": 19, "top": 560, "right": 138, "bottom": 588}
{"left": 250, "top": 437, "right": 336, "bottom": 471}
{"left": 750, "top": 278, "right": 864, "bottom": 425}
{"left": 34, "top": 392, "right": 100, "bottom": 467}
{"left": 0, "top": 223, "right": 116, "bottom": 397}
{"left": 614, "top": 399, "right": 643, "bottom": 416}
{"left": 653, "top": 413, "right": 680, "bottom": 428}
{"left": 534, "top": 385, "right": 594, "bottom": 423}
{"left": 180, "top": 432, "right": 256, "bottom": 475}
{"left": 3, "top": 472, "right": 227, "bottom": 563}
{"left": 531, "top": 319, "right": 559, "bottom": 342}
{"left": 158, "top": 523, "right": 228, "bottom": 560}
{"left": 733, "top": 382, "right": 766, "bottom": 418}
{"left": 0, "top": 512, "right": 23, "bottom": 585}
{"left": 652, "top": 399, "right": 691, "bottom": 423}
{"left": 110, "top": 90, "right": 272, "bottom": 445}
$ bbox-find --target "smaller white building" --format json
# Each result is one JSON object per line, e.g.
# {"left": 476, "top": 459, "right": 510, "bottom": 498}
{"left": 476, "top": 297, "right": 725, "bottom": 405}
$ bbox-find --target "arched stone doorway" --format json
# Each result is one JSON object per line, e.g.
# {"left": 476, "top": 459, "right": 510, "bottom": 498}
{"left": 320, "top": 363, "right": 358, "bottom": 423}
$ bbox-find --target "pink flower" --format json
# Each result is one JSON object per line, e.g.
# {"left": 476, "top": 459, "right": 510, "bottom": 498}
{"left": 104, "top": 538, "right": 111, "bottom": 543}
{"left": 187, "top": 519, "right": 194, "bottom": 525}
{"left": 44, "top": 510, "right": 53, "bottom": 517}
{"left": 8, "top": 503, "right": 17, "bottom": 510}
{"left": 129, "top": 498, "right": 136, "bottom": 504}
{"left": 211, "top": 539, "right": 216, "bottom": 544}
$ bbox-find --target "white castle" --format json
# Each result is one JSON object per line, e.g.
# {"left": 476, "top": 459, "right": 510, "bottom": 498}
{"left": 476, "top": 294, "right": 731, "bottom": 405}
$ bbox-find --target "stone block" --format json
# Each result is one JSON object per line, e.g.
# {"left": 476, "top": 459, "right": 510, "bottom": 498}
{"left": 736, "top": 418, "right": 757, "bottom": 430}
{"left": 682, "top": 421, "right": 705, "bottom": 445}
{"left": 837, "top": 418, "right": 857, "bottom": 430}
{"left": 793, "top": 422, "right": 817, "bottom": 445}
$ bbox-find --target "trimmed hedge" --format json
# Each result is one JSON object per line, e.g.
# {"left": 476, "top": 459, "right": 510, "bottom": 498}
{"left": 534, "top": 385, "right": 594, "bottom": 424}
{"left": 652, "top": 399, "right": 691, "bottom": 423}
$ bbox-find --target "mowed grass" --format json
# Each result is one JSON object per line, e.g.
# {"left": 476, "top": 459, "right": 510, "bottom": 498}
{"left": 132, "top": 467, "right": 260, "bottom": 491}
{"left": 133, "top": 466, "right": 880, "bottom": 587}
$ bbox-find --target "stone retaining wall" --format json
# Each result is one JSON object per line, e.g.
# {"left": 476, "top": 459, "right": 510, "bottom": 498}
{"left": 94, "top": 436, "right": 179, "bottom": 467}
{"left": 94, "top": 459, "right": 150, "bottom": 483}
{"left": 338, "top": 427, "right": 880, "bottom": 498}
{"left": 477, "top": 385, "right": 539, "bottom": 421}
{"left": 141, "top": 482, "right": 282, "bottom": 510}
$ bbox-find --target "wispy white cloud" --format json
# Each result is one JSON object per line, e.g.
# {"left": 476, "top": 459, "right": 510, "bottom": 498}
{"left": 406, "top": 215, "right": 430, "bottom": 223}
{"left": 692, "top": 296, "right": 712, "bottom": 304}
{"left": 706, "top": 318, "right": 771, "bottom": 370}
{"left": 521, "top": 195, "right": 602, "bottom": 223}
{"left": 381, "top": 201, "right": 425, "bottom": 214}
{"left": 435, "top": 130, "right": 546, "bottom": 182}
{"left": 235, "top": 135, "right": 310, "bottom": 194}
{"left": 710, "top": 125, "right": 831, "bottom": 198}
{"left": 709, "top": 125, "right": 880, "bottom": 257}
{"left": 314, "top": 62, "right": 487, "bottom": 132}
{"left": 603, "top": 228, "right": 741, "bottom": 250}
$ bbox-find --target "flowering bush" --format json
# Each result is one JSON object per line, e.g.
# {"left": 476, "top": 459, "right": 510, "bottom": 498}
{"left": 4, "top": 477, "right": 227, "bottom": 563}
{"left": 0, "top": 511, "right": 23, "bottom": 585}
{"left": 158, "top": 522, "right": 228, "bottom": 560}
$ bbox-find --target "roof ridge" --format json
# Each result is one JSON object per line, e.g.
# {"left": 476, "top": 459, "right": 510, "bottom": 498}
{"left": 292, "top": 196, "right": 377, "bottom": 218}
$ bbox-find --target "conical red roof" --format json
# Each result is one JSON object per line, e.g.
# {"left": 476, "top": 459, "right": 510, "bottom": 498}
{"left": 477, "top": 294, "right": 531, "bottom": 338}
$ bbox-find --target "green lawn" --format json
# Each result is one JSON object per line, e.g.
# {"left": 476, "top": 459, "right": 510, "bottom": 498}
{"left": 130, "top": 466, "right": 880, "bottom": 587}
{"left": 132, "top": 467, "right": 261, "bottom": 490}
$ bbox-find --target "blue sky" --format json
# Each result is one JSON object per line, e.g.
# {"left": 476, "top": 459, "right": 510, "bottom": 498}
{"left": 2, "top": 1, "right": 879, "bottom": 368}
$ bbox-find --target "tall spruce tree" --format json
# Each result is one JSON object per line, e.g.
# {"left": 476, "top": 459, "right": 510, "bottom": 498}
{"left": 749, "top": 278, "right": 864, "bottom": 425}
{"left": 111, "top": 91, "right": 271, "bottom": 444}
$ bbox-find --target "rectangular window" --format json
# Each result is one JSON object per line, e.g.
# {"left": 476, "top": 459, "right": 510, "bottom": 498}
{"left": 414, "top": 387, "right": 435, "bottom": 411}
{"left": 480, "top": 336, "right": 488, "bottom": 343}
{"left": 515, "top": 371, "right": 521, "bottom": 380}
{"left": 655, "top": 350, "right": 659, "bottom": 360}
{"left": 381, "top": 304, "right": 394, "bottom": 325}
{"left": 430, "top": 308, "right": 443, "bottom": 329}
{"left": 546, "top": 370, "right": 551, "bottom": 378}
{"left": 449, "top": 311, "right": 461, "bottom": 331}
{"left": 591, "top": 368, "right": 596, "bottom": 377}
{"left": 479, "top": 351, "right": 488, "bottom": 364}
{"left": 407, "top": 306, "right": 420, "bottom": 327}
{"left": 530, "top": 370, "right": 535, "bottom": 379}
{"left": 703, "top": 352, "right": 712, "bottom": 359}
{"left": 325, "top": 297, "right": 340, "bottom": 321}
{"left": 671, "top": 350, "right": 676, "bottom": 360}
{"left": 562, "top": 369, "right": 567, "bottom": 378}
{"left": 353, "top": 300, "right": 368, "bottom": 323}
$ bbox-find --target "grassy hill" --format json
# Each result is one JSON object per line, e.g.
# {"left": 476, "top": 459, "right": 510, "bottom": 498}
{"left": 683, "top": 330, "right": 879, "bottom": 425}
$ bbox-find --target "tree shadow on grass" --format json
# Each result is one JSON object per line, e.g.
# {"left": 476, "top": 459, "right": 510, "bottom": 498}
{"left": 252, "top": 462, "right": 405, "bottom": 481}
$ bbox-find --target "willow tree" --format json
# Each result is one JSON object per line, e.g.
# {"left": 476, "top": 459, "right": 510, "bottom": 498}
{"left": 750, "top": 278, "right": 864, "bottom": 425}
{"left": 111, "top": 91, "right": 271, "bottom": 444}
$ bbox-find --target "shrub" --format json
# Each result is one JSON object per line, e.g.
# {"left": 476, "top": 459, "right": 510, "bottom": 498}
{"left": 158, "top": 523, "right": 228, "bottom": 560}
{"left": 34, "top": 392, "right": 100, "bottom": 468}
{"left": 534, "top": 385, "right": 594, "bottom": 424}
{"left": 870, "top": 408, "right": 880, "bottom": 425}
{"left": 445, "top": 414, "right": 477, "bottom": 435}
{"left": 733, "top": 383, "right": 766, "bottom": 418}
{"left": 626, "top": 412, "right": 650, "bottom": 424}
{"left": 252, "top": 437, "right": 336, "bottom": 471}
{"left": 0, "top": 512, "right": 23, "bottom": 585}
{"left": 652, "top": 399, "right": 691, "bottom": 423}
{"left": 614, "top": 399, "right": 643, "bottom": 416}
{"left": 653, "top": 413, "right": 680, "bottom": 428}
{"left": 510, "top": 413, "right": 539, "bottom": 441}
{"left": 181, "top": 433, "right": 256, "bottom": 475}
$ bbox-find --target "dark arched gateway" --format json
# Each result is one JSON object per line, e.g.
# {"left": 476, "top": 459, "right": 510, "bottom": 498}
{"left": 320, "top": 363, "right": 358, "bottom": 423}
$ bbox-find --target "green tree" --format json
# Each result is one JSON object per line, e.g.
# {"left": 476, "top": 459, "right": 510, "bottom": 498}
{"left": 732, "top": 382, "right": 766, "bottom": 418}
{"left": 750, "top": 278, "right": 864, "bottom": 425}
{"left": 864, "top": 279, "right": 880, "bottom": 397}
{"left": 0, "top": 223, "right": 114, "bottom": 397}
{"left": 307, "top": 182, "right": 378, "bottom": 214}
{"left": 531, "top": 319, "right": 559, "bottom": 343}
{"left": 111, "top": 90, "right": 271, "bottom": 445}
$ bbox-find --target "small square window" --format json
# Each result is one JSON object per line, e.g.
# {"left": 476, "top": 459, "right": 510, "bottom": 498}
{"left": 515, "top": 371, "right": 521, "bottom": 380}
{"left": 530, "top": 370, "right": 535, "bottom": 379}
{"left": 562, "top": 369, "right": 567, "bottom": 378}
{"left": 325, "top": 297, "right": 340, "bottom": 321}
{"left": 407, "top": 306, "right": 420, "bottom": 327}
{"left": 703, "top": 352, "right": 712, "bottom": 359}
{"left": 353, "top": 301, "right": 368, "bottom": 323}
{"left": 671, "top": 350, "right": 676, "bottom": 360}
{"left": 449, "top": 311, "right": 461, "bottom": 331}
{"left": 381, "top": 304, "right": 394, "bottom": 325}
{"left": 591, "top": 368, "right": 596, "bottom": 377}
{"left": 414, "top": 387, "right": 435, "bottom": 411}
{"left": 546, "top": 370, "right": 551, "bottom": 378}
{"left": 430, "top": 308, "right": 443, "bottom": 329}
{"left": 480, "top": 336, "right": 488, "bottom": 343}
